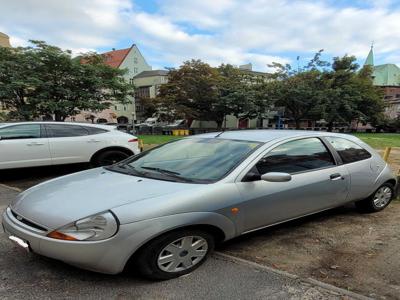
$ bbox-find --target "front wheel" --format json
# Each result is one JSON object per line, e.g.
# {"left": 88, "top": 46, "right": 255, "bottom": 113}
{"left": 135, "top": 230, "right": 215, "bottom": 280}
{"left": 355, "top": 183, "right": 395, "bottom": 213}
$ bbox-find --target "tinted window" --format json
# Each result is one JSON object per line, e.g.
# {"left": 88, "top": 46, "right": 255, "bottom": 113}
{"left": 0, "top": 124, "right": 41, "bottom": 140}
{"left": 46, "top": 124, "right": 89, "bottom": 137}
{"left": 256, "top": 138, "right": 335, "bottom": 174}
{"left": 84, "top": 126, "right": 108, "bottom": 135}
{"left": 325, "top": 137, "right": 371, "bottom": 164}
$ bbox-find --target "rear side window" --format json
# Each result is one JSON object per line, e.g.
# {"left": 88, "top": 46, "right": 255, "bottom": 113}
{"left": 325, "top": 137, "right": 371, "bottom": 164}
{"left": 84, "top": 126, "right": 108, "bottom": 135}
{"left": 46, "top": 124, "right": 89, "bottom": 137}
{"left": 0, "top": 124, "right": 41, "bottom": 139}
{"left": 256, "top": 137, "right": 335, "bottom": 174}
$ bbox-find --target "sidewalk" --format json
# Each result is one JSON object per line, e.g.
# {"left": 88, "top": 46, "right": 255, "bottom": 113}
{"left": 0, "top": 184, "right": 365, "bottom": 299}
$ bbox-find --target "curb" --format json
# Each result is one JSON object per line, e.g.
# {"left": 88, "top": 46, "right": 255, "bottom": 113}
{"left": 215, "top": 252, "right": 373, "bottom": 300}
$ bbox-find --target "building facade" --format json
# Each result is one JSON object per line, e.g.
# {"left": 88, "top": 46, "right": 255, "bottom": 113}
{"left": 67, "top": 44, "right": 152, "bottom": 124}
{"left": 132, "top": 70, "right": 168, "bottom": 122}
{"left": 364, "top": 46, "right": 400, "bottom": 120}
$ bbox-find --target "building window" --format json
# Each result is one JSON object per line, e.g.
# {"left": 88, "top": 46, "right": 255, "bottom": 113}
{"left": 133, "top": 67, "right": 138, "bottom": 74}
{"left": 124, "top": 106, "right": 127, "bottom": 111}
{"left": 114, "top": 105, "right": 118, "bottom": 110}
{"left": 135, "top": 86, "right": 151, "bottom": 99}
{"left": 129, "top": 78, "right": 134, "bottom": 85}
{"left": 134, "top": 57, "right": 138, "bottom": 64}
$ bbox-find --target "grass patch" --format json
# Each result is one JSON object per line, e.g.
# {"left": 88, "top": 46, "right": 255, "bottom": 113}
{"left": 139, "top": 133, "right": 399, "bottom": 149}
{"left": 138, "top": 135, "right": 182, "bottom": 145}
{"left": 352, "top": 133, "right": 400, "bottom": 148}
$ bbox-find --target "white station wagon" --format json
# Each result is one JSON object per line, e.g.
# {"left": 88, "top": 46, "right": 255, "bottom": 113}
{"left": 0, "top": 122, "right": 140, "bottom": 169}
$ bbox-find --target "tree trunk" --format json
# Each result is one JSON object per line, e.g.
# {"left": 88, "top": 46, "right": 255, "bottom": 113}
{"left": 216, "top": 120, "right": 223, "bottom": 130}
{"left": 327, "top": 122, "right": 333, "bottom": 132}
{"left": 295, "top": 119, "right": 301, "bottom": 129}
{"left": 54, "top": 112, "right": 65, "bottom": 122}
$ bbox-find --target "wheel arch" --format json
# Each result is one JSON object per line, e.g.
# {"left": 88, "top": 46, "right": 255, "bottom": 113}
{"left": 90, "top": 146, "right": 134, "bottom": 163}
{"left": 124, "top": 223, "right": 227, "bottom": 271}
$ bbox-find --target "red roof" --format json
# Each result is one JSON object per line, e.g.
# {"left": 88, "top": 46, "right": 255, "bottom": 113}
{"left": 101, "top": 47, "right": 131, "bottom": 68}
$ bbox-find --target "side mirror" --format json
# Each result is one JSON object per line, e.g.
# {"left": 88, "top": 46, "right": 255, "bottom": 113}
{"left": 261, "top": 172, "right": 292, "bottom": 182}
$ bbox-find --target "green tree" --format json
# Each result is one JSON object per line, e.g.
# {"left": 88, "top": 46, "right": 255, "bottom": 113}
{"left": 157, "top": 60, "right": 223, "bottom": 127}
{"left": 322, "top": 56, "right": 384, "bottom": 131}
{"left": 0, "top": 41, "right": 134, "bottom": 121}
{"left": 266, "top": 51, "right": 329, "bottom": 129}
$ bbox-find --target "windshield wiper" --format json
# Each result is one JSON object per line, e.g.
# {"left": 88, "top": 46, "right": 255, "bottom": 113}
{"left": 140, "top": 166, "right": 194, "bottom": 182}
{"left": 141, "top": 166, "right": 180, "bottom": 175}
{"left": 105, "top": 164, "right": 142, "bottom": 175}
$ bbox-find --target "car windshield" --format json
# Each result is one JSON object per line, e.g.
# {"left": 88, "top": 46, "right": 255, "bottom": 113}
{"left": 111, "top": 138, "right": 261, "bottom": 183}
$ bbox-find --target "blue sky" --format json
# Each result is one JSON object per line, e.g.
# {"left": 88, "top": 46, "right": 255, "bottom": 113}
{"left": 1, "top": 0, "right": 400, "bottom": 71}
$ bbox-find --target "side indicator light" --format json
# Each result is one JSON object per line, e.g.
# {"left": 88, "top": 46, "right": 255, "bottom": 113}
{"left": 128, "top": 138, "right": 138, "bottom": 143}
{"left": 231, "top": 207, "right": 239, "bottom": 215}
{"left": 47, "top": 231, "right": 78, "bottom": 241}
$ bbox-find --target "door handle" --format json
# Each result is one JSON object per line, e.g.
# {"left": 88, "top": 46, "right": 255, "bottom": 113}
{"left": 330, "top": 173, "right": 344, "bottom": 180}
{"left": 87, "top": 139, "right": 101, "bottom": 143}
{"left": 27, "top": 142, "right": 45, "bottom": 146}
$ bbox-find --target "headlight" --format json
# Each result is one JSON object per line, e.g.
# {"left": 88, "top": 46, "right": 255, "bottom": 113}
{"left": 47, "top": 211, "right": 118, "bottom": 241}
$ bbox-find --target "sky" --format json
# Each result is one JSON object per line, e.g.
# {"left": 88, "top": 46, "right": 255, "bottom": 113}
{"left": 1, "top": 0, "right": 400, "bottom": 72}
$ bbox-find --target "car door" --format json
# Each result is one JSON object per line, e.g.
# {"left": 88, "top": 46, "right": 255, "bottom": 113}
{"left": 235, "top": 137, "right": 350, "bottom": 233}
{"left": 0, "top": 124, "right": 51, "bottom": 169}
{"left": 324, "top": 136, "right": 379, "bottom": 201}
{"left": 44, "top": 124, "right": 107, "bottom": 165}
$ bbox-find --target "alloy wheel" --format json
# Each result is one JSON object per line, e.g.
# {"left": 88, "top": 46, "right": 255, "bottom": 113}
{"left": 157, "top": 236, "right": 208, "bottom": 273}
{"left": 373, "top": 186, "right": 392, "bottom": 208}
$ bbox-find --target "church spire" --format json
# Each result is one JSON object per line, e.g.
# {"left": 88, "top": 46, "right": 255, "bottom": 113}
{"left": 364, "top": 43, "right": 374, "bottom": 66}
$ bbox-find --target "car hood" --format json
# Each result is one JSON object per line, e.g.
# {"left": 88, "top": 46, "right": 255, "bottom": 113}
{"left": 11, "top": 168, "right": 200, "bottom": 229}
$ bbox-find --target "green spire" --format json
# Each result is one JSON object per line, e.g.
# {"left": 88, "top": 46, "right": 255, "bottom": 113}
{"left": 364, "top": 44, "right": 374, "bottom": 66}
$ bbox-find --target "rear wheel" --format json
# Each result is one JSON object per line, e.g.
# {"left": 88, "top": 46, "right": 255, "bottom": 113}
{"left": 355, "top": 183, "right": 394, "bottom": 213}
{"left": 135, "top": 230, "right": 215, "bottom": 280}
{"left": 92, "top": 150, "right": 130, "bottom": 167}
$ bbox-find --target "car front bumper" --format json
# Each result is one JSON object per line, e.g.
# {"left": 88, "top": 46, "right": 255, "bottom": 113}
{"left": 1, "top": 207, "right": 151, "bottom": 274}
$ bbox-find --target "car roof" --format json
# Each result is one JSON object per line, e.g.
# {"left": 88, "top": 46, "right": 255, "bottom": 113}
{"left": 0, "top": 121, "right": 116, "bottom": 130}
{"left": 192, "top": 129, "right": 359, "bottom": 143}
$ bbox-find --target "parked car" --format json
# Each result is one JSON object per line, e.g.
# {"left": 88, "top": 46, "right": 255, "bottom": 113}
{"left": 2, "top": 130, "right": 397, "bottom": 279}
{"left": 0, "top": 122, "right": 140, "bottom": 169}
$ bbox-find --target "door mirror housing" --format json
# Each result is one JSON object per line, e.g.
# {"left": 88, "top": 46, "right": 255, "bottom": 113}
{"left": 261, "top": 172, "right": 292, "bottom": 182}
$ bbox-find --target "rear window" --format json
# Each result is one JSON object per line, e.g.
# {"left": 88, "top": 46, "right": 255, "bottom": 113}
{"left": 325, "top": 137, "right": 371, "bottom": 164}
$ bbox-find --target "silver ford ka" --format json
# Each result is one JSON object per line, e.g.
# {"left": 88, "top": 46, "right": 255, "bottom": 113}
{"left": 2, "top": 130, "right": 397, "bottom": 280}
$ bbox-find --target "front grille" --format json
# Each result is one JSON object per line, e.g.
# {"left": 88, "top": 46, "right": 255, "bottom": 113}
{"left": 11, "top": 210, "right": 47, "bottom": 232}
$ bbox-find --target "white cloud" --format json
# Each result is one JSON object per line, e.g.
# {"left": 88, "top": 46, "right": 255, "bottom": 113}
{"left": 1, "top": 0, "right": 400, "bottom": 70}
{"left": 0, "top": 0, "right": 133, "bottom": 53}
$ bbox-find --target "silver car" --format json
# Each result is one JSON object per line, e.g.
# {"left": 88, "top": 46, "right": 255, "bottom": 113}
{"left": 2, "top": 130, "right": 397, "bottom": 280}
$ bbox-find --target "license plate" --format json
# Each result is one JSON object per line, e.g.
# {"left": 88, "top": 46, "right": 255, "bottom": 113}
{"left": 9, "top": 235, "right": 30, "bottom": 252}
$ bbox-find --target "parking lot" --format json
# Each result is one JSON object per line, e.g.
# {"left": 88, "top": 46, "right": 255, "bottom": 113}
{"left": 1, "top": 184, "right": 362, "bottom": 300}
{"left": 1, "top": 159, "right": 399, "bottom": 299}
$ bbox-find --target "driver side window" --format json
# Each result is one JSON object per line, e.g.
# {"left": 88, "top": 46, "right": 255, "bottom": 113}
{"left": 255, "top": 138, "right": 335, "bottom": 175}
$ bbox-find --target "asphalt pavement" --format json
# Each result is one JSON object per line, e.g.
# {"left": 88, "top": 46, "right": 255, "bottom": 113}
{"left": 0, "top": 184, "right": 363, "bottom": 300}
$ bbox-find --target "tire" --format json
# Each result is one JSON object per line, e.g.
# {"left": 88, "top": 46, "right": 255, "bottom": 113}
{"left": 355, "top": 182, "right": 395, "bottom": 213}
{"left": 135, "top": 230, "right": 215, "bottom": 280}
{"left": 92, "top": 150, "right": 130, "bottom": 167}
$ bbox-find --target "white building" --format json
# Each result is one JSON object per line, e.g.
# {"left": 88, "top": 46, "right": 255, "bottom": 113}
{"left": 68, "top": 44, "right": 151, "bottom": 124}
